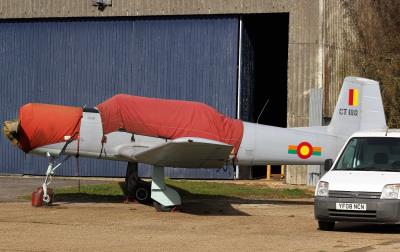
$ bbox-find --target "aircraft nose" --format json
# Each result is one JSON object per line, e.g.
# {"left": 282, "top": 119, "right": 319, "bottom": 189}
{"left": 3, "top": 119, "right": 20, "bottom": 146}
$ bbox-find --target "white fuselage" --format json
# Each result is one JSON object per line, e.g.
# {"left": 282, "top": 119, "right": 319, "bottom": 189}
{"left": 32, "top": 112, "right": 347, "bottom": 167}
{"left": 236, "top": 122, "right": 345, "bottom": 165}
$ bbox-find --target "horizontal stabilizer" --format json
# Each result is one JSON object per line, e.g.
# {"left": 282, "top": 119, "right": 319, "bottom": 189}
{"left": 134, "top": 137, "right": 233, "bottom": 168}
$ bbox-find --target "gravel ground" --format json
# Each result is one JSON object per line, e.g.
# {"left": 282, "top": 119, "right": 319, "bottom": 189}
{"left": 0, "top": 176, "right": 120, "bottom": 202}
{"left": 0, "top": 176, "right": 399, "bottom": 251}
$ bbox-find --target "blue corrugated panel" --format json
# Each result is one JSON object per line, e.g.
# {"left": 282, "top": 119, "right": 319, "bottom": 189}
{"left": 0, "top": 17, "right": 238, "bottom": 179}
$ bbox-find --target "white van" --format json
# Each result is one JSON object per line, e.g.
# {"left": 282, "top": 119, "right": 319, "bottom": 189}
{"left": 315, "top": 129, "right": 400, "bottom": 230}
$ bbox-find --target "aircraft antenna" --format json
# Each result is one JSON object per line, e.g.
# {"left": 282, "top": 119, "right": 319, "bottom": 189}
{"left": 256, "top": 99, "right": 269, "bottom": 124}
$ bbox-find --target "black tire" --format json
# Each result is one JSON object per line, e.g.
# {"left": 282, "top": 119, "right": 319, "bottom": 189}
{"left": 134, "top": 182, "right": 152, "bottom": 204}
{"left": 43, "top": 192, "right": 54, "bottom": 206}
{"left": 153, "top": 201, "right": 179, "bottom": 212}
{"left": 318, "top": 221, "right": 335, "bottom": 231}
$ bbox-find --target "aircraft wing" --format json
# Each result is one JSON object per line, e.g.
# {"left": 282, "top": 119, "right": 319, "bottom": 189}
{"left": 132, "top": 137, "right": 233, "bottom": 168}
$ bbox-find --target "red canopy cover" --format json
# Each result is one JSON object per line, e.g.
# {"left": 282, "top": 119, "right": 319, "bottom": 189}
{"left": 97, "top": 94, "right": 244, "bottom": 154}
{"left": 18, "top": 103, "right": 82, "bottom": 152}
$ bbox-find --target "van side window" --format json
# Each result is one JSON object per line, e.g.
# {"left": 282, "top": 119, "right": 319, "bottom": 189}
{"left": 336, "top": 138, "right": 358, "bottom": 169}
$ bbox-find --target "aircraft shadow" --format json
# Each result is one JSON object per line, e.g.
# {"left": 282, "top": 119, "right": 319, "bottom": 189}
{"left": 51, "top": 182, "right": 313, "bottom": 216}
{"left": 52, "top": 193, "right": 124, "bottom": 203}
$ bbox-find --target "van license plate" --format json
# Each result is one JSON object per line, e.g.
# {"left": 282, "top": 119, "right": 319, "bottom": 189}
{"left": 336, "top": 203, "right": 367, "bottom": 211}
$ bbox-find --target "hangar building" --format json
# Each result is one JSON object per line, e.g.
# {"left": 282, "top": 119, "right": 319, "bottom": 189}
{"left": 0, "top": 0, "right": 386, "bottom": 183}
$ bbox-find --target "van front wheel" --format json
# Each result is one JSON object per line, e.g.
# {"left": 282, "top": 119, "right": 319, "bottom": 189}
{"left": 318, "top": 221, "right": 335, "bottom": 231}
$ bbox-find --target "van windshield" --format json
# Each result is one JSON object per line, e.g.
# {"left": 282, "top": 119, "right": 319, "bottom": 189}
{"left": 334, "top": 137, "right": 400, "bottom": 172}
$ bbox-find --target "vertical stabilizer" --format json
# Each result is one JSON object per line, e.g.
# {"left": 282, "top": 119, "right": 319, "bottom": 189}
{"left": 328, "top": 77, "right": 386, "bottom": 138}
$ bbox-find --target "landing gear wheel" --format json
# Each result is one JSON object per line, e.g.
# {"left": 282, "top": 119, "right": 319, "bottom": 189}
{"left": 134, "top": 182, "right": 152, "bottom": 204}
{"left": 318, "top": 221, "right": 335, "bottom": 231}
{"left": 43, "top": 191, "right": 54, "bottom": 206}
{"left": 153, "top": 201, "right": 180, "bottom": 212}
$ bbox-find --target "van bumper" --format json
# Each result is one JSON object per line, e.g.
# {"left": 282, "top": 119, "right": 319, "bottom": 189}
{"left": 315, "top": 197, "right": 400, "bottom": 223}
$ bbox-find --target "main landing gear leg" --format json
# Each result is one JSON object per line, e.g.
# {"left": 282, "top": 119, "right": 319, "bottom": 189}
{"left": 151, "top": 166, "right": 181, "bottom": 212}
{"left": 125, "top": 162, "right": 152, "bottom": 204}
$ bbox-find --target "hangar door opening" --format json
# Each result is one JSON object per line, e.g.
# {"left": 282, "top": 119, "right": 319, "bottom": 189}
{"left": 238, "top": 14, "right": 289, "bottom": 179}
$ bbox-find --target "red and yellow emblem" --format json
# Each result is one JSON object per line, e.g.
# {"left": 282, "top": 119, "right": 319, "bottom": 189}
{"left": 288, "top": 142, "right": 321, "bottom": 159}
{"left": 348, "top": 88, "right": 359, "bottom": 106}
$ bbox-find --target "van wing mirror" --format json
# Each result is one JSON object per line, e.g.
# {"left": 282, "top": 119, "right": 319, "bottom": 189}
{"left": 324, "top": 159, "right": 333, "bottom": 171}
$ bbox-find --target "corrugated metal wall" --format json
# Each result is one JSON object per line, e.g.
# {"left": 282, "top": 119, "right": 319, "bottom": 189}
{"left": 0, "top": 0, "right": 292, "bottom": 18}
{"left": 287, "top": 1, "right": 320, "bottom": 127}
{"left": 239, "top": 17, "right": 256, "bottom": 122}
{"left": 307, "top": 88, "right": 323, "bottom": 186}
{"left": 322, "top": 0, "right": 363, "bottom": 118}
{"left": 0, "top": 17, "right": 238, "bottom": 178}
